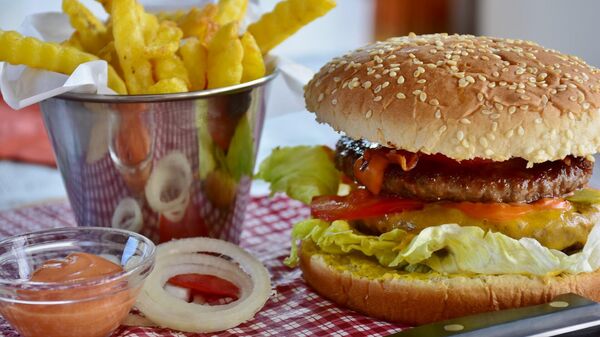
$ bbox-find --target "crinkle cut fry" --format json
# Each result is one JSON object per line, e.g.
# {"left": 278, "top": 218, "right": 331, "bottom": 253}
{"left": 0, "top": 30, "right": 127, "bottom": 94}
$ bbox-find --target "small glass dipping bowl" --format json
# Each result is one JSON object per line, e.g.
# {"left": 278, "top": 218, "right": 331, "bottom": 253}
{"left": 0, "top": 227, "right": 155, "bottom": 337}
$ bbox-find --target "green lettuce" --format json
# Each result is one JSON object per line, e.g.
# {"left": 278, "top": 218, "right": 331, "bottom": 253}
{"left": 256, "top": 146, "right": 340, "bottom": 204}
{"left": 286, "top": 219, "right": 600, "bottom": 276}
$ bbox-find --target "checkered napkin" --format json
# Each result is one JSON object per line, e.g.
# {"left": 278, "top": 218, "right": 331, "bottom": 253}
{"left": 0, "top": 196, "right": 408, "bottom": 337}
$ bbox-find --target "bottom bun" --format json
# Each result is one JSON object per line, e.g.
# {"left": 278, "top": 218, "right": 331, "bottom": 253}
{"left": 299, "top": 241, "right": 600, "bottom": 325}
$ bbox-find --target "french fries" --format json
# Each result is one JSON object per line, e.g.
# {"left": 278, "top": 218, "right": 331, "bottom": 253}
{"left": 248, "top": 0, "right": 336, "bottom": 54}
{"left": 0, "top": 0, "right": 336, "bottom": 95}
{"left": 179, "top": 38, "right": 207, "bottom": 91}
{"left": 144, "top": 21, "right": 183, "bottom": 59}
{"left": 0, "top": 30, "right": 127, "bottom": 94}
{"left": 112, "top": 0, "right": 154, "bottom": 94}
{"left": 177, "top": 5, "right": 219, "bottom": 44}
{"left": 62, "top": 0, "right": 109, "bottom": 54}
{"left": 241, "top": 32, "right": 266, "bottom": 82}
{"left": 147, "top": 78, "right": 188, "bottom": 94}
{"left": 156, "top": 10, "right": 186, "bottom": 23}
{"left": 215, "top": 0, "right": 248, "bottom": 25}
{"left": 207, "top": 22, "right": 243, "bottom": 89}
{"left": 154, "top": 54, "right": 191, "bottom": 91}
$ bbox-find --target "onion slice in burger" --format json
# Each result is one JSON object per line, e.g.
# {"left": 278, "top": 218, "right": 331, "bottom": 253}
{"left": 135, "top": 237, "right": 271, "bottom": 333}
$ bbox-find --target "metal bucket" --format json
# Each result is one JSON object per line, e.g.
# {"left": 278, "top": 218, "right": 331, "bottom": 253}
{"left": 39, "top": 73, "right": 276, "bottom": 244}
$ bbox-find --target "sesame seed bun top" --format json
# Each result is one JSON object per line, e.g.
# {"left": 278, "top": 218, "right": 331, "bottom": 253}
{"left": 304, "top": 33, "right": 600, "bottom": 163}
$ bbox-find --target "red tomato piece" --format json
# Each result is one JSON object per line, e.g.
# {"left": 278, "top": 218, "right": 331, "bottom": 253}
{"left": 167, "top": 274, "right": 240, "bottom": 300}
{"left": 311, "top": 189, "right": 424, "bottom": 221}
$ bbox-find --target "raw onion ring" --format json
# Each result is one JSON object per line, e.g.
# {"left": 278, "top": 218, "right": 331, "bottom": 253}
{"left": 135, "top": 238, "right": 271, "bottom": 332}
{"left": 111, "top": 197, "right": 143, "bottom": 232}
{"left": 145, "top": 152, "right": 193, "bottom": 222}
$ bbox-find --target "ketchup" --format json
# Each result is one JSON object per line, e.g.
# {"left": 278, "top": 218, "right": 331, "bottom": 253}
{"left": 0, "top": 253, "right": 135, "bottom": 337}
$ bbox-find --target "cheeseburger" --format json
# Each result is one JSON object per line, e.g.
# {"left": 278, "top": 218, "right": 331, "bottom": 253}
{"left": 258, "top": 34, "right": 600, "bottom": 324}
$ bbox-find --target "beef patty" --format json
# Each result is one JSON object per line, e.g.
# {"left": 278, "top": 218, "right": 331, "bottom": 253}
{"left": 336, "top": 136, "right": 594, "bottom": 203}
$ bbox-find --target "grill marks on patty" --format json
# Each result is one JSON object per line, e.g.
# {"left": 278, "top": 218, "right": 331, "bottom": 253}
{"left": 336, "top": 136, "right": 594, "bottom": 203}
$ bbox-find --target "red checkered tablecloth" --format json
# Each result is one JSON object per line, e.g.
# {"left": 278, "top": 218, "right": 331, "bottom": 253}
{"left": 0, "top": 196, "right": 408, "bottom": 337}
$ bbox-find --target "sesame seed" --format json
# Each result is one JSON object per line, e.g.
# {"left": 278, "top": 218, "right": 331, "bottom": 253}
{"left": 365, "top": 110, "right": 373, "bottom": 119}
{"left": 456, "top": 130, "right": 465, "bottom": 141}
{"left": 435, "top": 110, "right": 442, "bottom": 119}
{"left": 460, "top": 118, "right": 471, "bottom": 124}
{"left": 521, "top": 95, "right": 531, "bottom": 100}
{"left": 389, "top": 71, "right": 397, "bottom": 77}
{"left": 430, "top": 99, "right": 440, "bottom": 106}
{"left": 477, "top": 93, "right": 484, "bottom": 102}
{"left": 318, "top": 93, "right": 324, "bottom": 102}
{"left": 490, "top": 113, "right": 501, "bottom": 119}
{"left": 484, "top": 149, "right": 494, "bottom": 156}
{"left": 374, "top": 74, "right": 382, "bottom": 79}
{"left": 508, "top": 106, "right": 517, "bottom": 114}
{"left": 535, "top": 117, "right": 543, "bottom": 124}
{"left": 492, "top": 122, "right": 498, "bottom": 131}
{"left": 493, "top": 71, "right": 500, "bottom": 77}
{"left": 333, "top": 77, "right": 341, "bottom": 82}
{"left": 569, "top": 96, "right": 577, "bottom": 102}
{"left": 506, "top": 129, "right": 514, "bottom": 138}
{"left": 477, "top": 74, "right": 487, "bottom": 81}
{"left": 373, "top": 96, "right": 382, "bottom": 102}
{"left": 568, "top": 111, "right": 576, "bottom": 120}
{"left": 479, "top": 137, "right": 489, "bottom": 147}
{"left": 438, "top": 125, "right": 447, "bottom": 133}
{"left": 518, "top": 126, "right": 525, "bottom": 136}
{"left": 520, "top": 105, "right": 529, "bottom": 110}
{"left": 362, "top": 81, "right": 372, "bottom": 89}
{"left": 494, "top": 103, "right": 504, "bottom": 111}
{"left": 542, "top": 95, "right": 549, "bottom": 105}
{"left": 481, "top": 109, "right": 493, "bottom": 115}
{"left": 382, "top": 81, "right": 390, "bottom": 88}
{"left": 417, "top": 79, "right": 427, "bottom": 84}
{"left": 465, "top": 76, "right": 475, "bottom": 83}
{"left": 331, "top": 98, "right": 337, "bottom": 105}
{"left": 583, "top": 102, "right": 591, "bottom": 109}
{"left": 397, "top": 76, "right": 405, "bottom": 84}
{"left": 419, "top": 92, "right": 427, "bottom": 102}
{"left": 566, "top": 130, "right": 574, "bottom": 139}
{"left": 374, "top": 85, "right": 382, "bottom": 93}
{"left": 488, "top": 82, "right": 496, "bottom": 88}
{"left": 516, "top": 68, "right": 526, "bottom": 75}
{"left": 458, "top": 78, "right": 469, "bottom": 87}
{"left": 396, "top": 92, "right": 406, "bottom": 99}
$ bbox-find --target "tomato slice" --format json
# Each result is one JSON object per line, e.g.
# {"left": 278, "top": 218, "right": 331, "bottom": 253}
{"left": 448, "top": 198, "right": 570, "bottom": 222}
{"left": 311, "top": 189, "right": 424, "bottom": 221}
{"left": 168, "top": 274, "right": 240, "bottom": 300}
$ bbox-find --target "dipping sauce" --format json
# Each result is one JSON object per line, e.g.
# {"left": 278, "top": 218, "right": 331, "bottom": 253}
{"left": 0, "top": 253, "right": 137, "bottom": 337}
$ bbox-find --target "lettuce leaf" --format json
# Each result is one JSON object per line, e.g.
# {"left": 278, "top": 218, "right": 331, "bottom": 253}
{"left": 286, "top": 219, "right": 600, "bottom": 276}
{"left": 256, "top": 146, "right": 340, "bottom": 204}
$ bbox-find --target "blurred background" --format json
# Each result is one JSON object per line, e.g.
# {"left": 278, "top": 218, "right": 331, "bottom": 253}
{"left": 1, "top": 0, "right": 599, "bottom": 208}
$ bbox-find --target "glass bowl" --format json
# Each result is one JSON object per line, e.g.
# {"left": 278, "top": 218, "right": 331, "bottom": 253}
{"left": 0, "top": 227, "right": 155, "bottom": 337}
